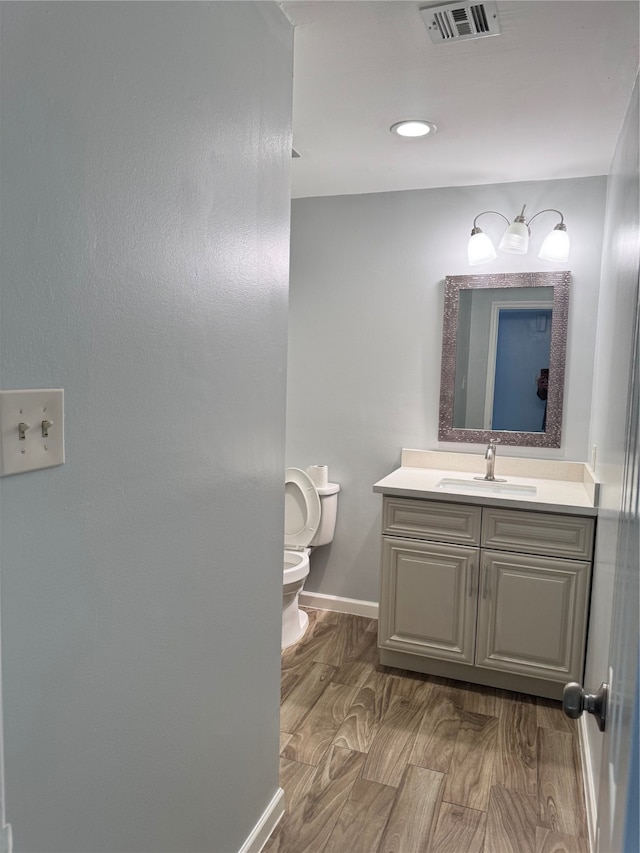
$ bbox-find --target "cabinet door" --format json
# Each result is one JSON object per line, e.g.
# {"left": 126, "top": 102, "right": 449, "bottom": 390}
{"left": 476, "top": 550, "right": 590, "bottom": 682}
{"left": 379, "top": 537, "right": 478, "bottom": 664}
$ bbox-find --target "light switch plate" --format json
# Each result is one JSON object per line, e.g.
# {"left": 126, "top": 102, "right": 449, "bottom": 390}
{"left": 0, "top": 389, "right": 65, "bottom": 476}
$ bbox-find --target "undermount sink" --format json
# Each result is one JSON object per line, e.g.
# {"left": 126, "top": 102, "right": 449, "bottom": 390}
{"left": 435, "top": 477, "right": 537, "bottom": 497}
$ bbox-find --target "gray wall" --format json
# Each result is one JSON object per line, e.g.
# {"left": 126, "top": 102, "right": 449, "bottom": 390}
{"left": 0, "top": 3, "right": 292, "bottom": 852}
{"left": 583, "top": 74, "right": 639, "bottom": 832}
{"left": 288, "top": 176, "right": 606, "bottom": 603}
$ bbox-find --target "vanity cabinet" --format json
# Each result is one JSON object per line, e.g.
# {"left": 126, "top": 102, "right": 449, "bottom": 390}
{"left": 379, "top": 497, "right": 595, "bottom": 699}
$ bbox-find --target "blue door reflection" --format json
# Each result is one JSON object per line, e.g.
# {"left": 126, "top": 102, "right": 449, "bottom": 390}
{"left": 492, "top": 308, "right": 552, "bottom": 432}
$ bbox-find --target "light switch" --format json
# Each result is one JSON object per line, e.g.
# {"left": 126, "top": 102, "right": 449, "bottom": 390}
{"left": 0, "top": 389, "right": 65, "bottom": 476}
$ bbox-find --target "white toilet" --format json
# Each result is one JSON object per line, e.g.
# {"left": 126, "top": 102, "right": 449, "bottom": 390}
{"left": 282, "top": 467, "right": 340, "bottom": 649}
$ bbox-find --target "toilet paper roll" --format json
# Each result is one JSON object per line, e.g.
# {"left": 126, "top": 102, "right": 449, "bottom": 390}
{"left": 307, "top": 465, "right": 329, "bottom": 488}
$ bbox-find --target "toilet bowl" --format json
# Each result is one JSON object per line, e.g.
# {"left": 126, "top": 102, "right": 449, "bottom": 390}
{"left": 282, "top": 549, "right": 310, "bottom": 647}
{"left": 282, "top": 468, "right": 340, "bottom": 649}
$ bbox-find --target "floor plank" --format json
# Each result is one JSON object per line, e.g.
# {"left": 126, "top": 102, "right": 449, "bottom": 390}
{"left": 389, "top": 671, "right": 433, "bottom": 704}
{"left": 409, "top": 679, "right": 463, "bottom": 774}
{"left": 535, "top": 827, "right": 589, "bottom": 852}
{"left": 279, "top": 731, "right": 293, "bottom": 752}
{"left": 282, "top": 608, "right": 341, "bottom": 667}
{"left": 536, "top": 697, "right": 577, "bottom": 733}
{"left": 281, "top": 681, "right": 359, "bottom": 766}
{"left": 484, "top": 783, "right": 538, "bottom": 853}
{"left": 332, "top": 669, "right": 395, "bottom": 753}
{"left": 323, "top": 777, "right": 397, "bottom": 853}
{"left": 264, "top": 759, "right": 318, "bottom": 853}
{"left": 279, "top": 661, "right": 336, "bottom": 733}
{"left": 306, "top": 611, "right": 369, "bottom": 667}
{"left": 429, "top": 801, "right": 487, "bottom": 853}
{"left": 280, "top": 667, "right": 300, "bottom": 704}
{"left": 276, "top": 745, "right": 366, "bottom": 852}
{"left": 279, "top": 757, "right": 317, "bottom": 812}
{"left": 377, "top": 764, "right": 444, "bottom": 852}
{"left": 330, "top": 624, "right": 381, "bottom": 686}
{"left": 537, "top": 727, "right": 588, "bottom": 838}
{"left": 280, "top": 609, "right": 333, "bottom": 673}
{"left": 495, "top": 691, "right": 538, "bottom": 796}
{"left": 464, "top": 683, "right": 499, "bottom": 716}
{"left": 361, "top": 695, "right": 425, "bottom": 787}
{"left": 442, "top": 711, "right": 499, "bottom": 811}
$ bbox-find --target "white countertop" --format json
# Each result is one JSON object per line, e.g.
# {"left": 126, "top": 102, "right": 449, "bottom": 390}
{"left": 373, "top": 450, "right": 598, "bottom": 517}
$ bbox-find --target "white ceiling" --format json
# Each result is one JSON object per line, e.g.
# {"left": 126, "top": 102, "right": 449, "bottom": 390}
{"left": 282, "top": 0, "right": 639, "bottom": 199}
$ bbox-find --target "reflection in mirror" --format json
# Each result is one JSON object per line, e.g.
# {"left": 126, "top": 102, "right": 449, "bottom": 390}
{"left": 454, "top": 286, "right": 553, "bottom": 431}
{"left": 439, "top": 271, "right": 570, "bottom": 448}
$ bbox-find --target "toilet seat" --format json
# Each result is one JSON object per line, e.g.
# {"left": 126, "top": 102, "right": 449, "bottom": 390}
{"left": 284, "top": 467, "right": 321, "bottom": 550}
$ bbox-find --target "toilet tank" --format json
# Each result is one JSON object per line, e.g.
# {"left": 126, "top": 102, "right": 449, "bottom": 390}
{"left": 310, "top": 483, "right": 340, "bottom": 547}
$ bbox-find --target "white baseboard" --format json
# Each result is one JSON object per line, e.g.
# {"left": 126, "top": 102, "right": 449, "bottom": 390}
{"left": 238, "top": 787, "right": 284, "bottom": 853}
{"left": 578, "top": 715, "right": 598, "bottom": 853}
{"left": 299, "top": 591, "right": 378, "bottom": 620}
{"left": 0, "top": 824, "right": 12, "bottom": 853}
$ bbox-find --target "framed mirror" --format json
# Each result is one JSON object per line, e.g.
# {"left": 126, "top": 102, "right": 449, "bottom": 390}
{"left": 438, "top": 271, "right": 570, "bottom": 448}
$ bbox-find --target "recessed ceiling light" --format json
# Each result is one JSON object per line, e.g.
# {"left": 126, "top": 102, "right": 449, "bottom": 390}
{"left": 390, "top": 120, "right": 437, "bottom": 138}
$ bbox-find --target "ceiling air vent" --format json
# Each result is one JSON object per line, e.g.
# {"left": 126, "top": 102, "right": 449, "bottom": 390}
{"left": 420, "top": 1, "right": 501, "bottom": 44}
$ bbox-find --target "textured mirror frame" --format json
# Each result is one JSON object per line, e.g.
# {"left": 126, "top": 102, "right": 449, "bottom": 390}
{"left": 438, "top": 271, "right": 571, "bottom": 448}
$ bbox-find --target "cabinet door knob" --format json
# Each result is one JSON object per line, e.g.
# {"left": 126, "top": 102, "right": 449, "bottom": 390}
{"left": 562, "top": 681, "right": 608, "bottom": 732}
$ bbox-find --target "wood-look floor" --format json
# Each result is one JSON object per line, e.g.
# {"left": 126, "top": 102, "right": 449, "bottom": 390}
{"left": 265, "top": 608, "right": 589, "bottom": 853}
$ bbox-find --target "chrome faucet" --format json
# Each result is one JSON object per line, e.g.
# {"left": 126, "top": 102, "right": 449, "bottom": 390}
{"left": 484, "top": 440, "right": 497, "bottom": 481}
{"left": 474, "top": 439, "right": 506, "bottom": 483}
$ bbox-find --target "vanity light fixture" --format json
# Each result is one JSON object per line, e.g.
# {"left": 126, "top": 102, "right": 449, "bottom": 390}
{"left": 468, "top": 205, "right": 570, "bottom": 266}
{"left": 390, "top": 120, "right": 437, "bottom": 138}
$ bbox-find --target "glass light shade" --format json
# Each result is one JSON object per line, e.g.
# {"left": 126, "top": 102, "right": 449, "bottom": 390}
{"left": 499, "top": 220, "right": 529, "bottom": 254}
{"left": 538, "top": 227, "right": 570, "bottom": 262}
{"left": 468, "top": 231, "right": 497, "bottom": 265}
